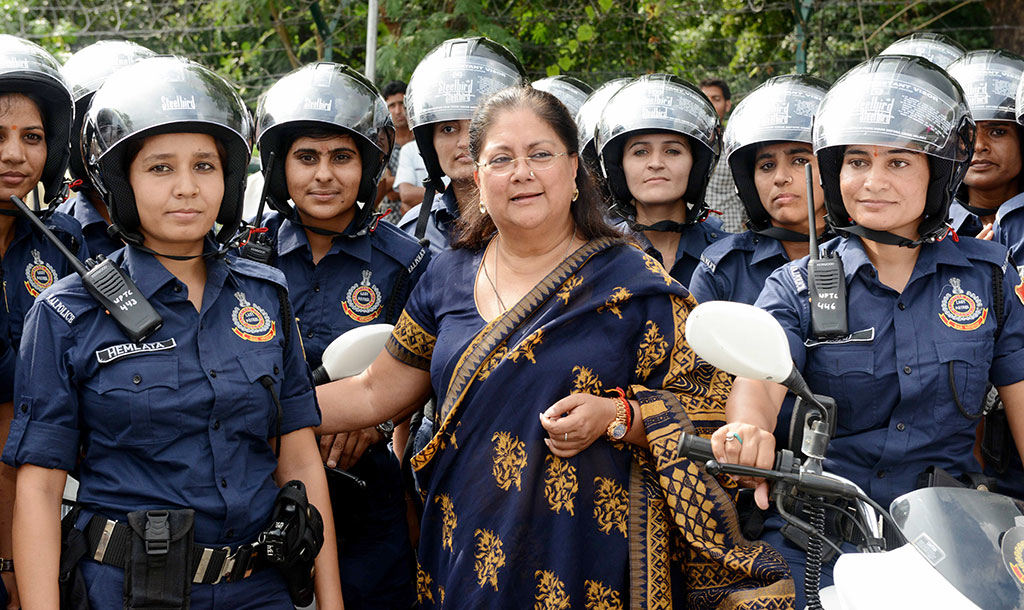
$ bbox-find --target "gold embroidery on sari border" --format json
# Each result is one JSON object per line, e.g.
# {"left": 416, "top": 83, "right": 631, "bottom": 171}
{"left": 507, "top": 329, "right": 544, "bottom": 364}
{"left": 477, "top": 345, "right": 508, "bottom": 380}
{"left": 473, "top": 528, "right": 506, "bottom": 591}
{"left": 598, "top": 286, "right": 632, "bottom": 319}
{"left": 417, "top": 563, "right": 435, "bottom": 604}
{"left": 635, "top": 320, "right": 669, "bottom": 381}
{"left": 435, "top": 493, "right": 457, "bottom": 551}
{"left": 629, "top": 450, "right": 672, "bottom": 610}
{"left": 662, "top": 294, "right": 733, "bottom": 406}
{"left": 717, "top": 580, "right": 795, "bottom": 610}
{"left": 593, "top": 476, "right": 628, "bottom": 537}
{"left": 411, "top": 237, "right": 625, "bottom": 474}
{"left": 543, "top": 454, "right": 577, "bottom": 515}
{"left": 534, "top": 570, "right": 571, "bottom": 610}
{"left": 584, "top": 579, "right": 624, "bottom": 610}
{"left": 490, "top": 431, "right": 527, "bottom": 491}
{"left": 572, "top": 365, "right": 604, "bottom": 394}
{"left": 643, "top": 253, "right": 674, "bottom": 286}
{"left": 387, "top": 311, "right": 436, "bottom": 369}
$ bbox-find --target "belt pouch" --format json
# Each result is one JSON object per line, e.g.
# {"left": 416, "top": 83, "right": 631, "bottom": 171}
{"left": 982, "top": 408, "right": 1013, "bottom": 473}
{"left": 124, "top": 509, "right": 195, "bottom": 610}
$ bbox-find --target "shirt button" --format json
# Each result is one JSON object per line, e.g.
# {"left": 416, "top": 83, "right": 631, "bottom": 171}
{"left": 209, "top": 369, "right": 217, "bottom": 378}
{"left": 226, "top": 528, "right": 235, "bottom": 538}
{"left": 307, "top": 330, "right": 314, "bottom": 339}
{"left": 903, "top": 366, "right": 912, "bottom": 374}
{"left": 132, "top": 374, "right": 142, "bottom": 385}
{"left": 273, "top": 365, "right": 280, "bottom": 375}
{"left": 898, "top": 302, "right": 906, "bottom": 310}
{"left": 220, "top": 478, "right": 227, "bottom": 488}
{"left": 313, "top": 284, "right": 320, "bottom": 293}
{"left": 896, "top": 422, "right": 906, "bottom": 432}
{"left": 173, "top": 284, "right": 182, "bottom": 293}
{"left": 877, "top": 470, "right": 886, "bottom": 478}
{"left": 19, "top": 404, "right": 27, "bottom": 413}
{"left": 213, "top": 420, "right": 221, "bottom": 430}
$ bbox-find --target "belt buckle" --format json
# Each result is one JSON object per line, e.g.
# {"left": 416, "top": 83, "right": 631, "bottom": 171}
{"left": 224, "top": 543, "right": 258, "bottom": 583}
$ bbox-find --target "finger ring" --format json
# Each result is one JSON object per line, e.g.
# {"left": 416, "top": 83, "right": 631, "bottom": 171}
{"left": 564, "top": 432, "right": 568, "bottom": 442}
{"left": 726, "top": 432, "right": 743, "bottom": 445}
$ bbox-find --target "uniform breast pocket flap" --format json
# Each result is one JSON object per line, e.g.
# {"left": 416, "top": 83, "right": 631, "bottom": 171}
{"left": 237, "top": 348, "right": 285, "bottom": 437}
{"left": 805, "top": 347, "right": 880, "bottom": 431}
{"left": 94, "top": 353, "right": 182, "bottom": 445}
{"left": 936, "top": 340, "right": 992, "bottom": 422}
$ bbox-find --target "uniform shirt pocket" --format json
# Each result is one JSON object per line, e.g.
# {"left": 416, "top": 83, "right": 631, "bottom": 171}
{"left": 936, "top": 339, "right": 993, "bottom": 427}
{"left": 804, "top": 346, "right": 884, "bottom": 433}
{"left": 237, "top": 348, "right": 285, "bottom": 437}
{"left": 87, "top": 354, "right": 182, "bottom": 445}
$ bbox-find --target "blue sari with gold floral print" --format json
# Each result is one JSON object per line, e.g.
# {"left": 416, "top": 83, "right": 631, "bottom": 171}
{"left": 387, "top": 236, "right": 794, "bottom": 610}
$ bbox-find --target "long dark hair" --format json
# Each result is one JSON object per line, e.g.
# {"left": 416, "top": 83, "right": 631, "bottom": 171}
{"left": 453, "top": 86, "right": 620, "bottom": 250}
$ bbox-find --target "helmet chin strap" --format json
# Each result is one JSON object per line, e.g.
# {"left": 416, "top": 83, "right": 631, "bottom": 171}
{"left": 108, "top": 224, "right": 230, "bottom": 261}
{"left": 751, "top": 224, "right": 815, "bottom": 242}
{"left": 834, "top": 222, "right": 933, "bottom": 249}
{"left": 630, "top": 219, "right": 688, "bottom": 233}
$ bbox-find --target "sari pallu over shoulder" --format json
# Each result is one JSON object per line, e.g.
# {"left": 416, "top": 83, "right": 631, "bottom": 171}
{"left": 386, "top": 237, "right": 794, "bottom": 610}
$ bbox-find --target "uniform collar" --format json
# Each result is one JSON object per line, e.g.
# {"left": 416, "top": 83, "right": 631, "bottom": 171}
{"left": 996, "top": 191, "right": 1024, "bottom": 223}
{"left": 750, "top": 233, "right": 790, "bottom": 265}
{"left": 67, "top": 192, "right": 108, "bottom": 229}
{"left": 275, "top": 216, "right": 372, "bottom": 263}
{"left": 437, "top": 184, "right": 460, "bottom": 222}
{"left": 836, "top": 234, "right": 972, "bottom": 285}
{"left": 123, "top": 238, "right": 230, "bottom": 302}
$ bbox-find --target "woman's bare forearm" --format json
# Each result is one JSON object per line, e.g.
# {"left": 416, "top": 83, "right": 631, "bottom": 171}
{"left": 13, "top": 464, "right": 67, "bottom": 609}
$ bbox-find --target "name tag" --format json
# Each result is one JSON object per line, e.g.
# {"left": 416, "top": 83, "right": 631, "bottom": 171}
{"left": 804, "top": 327, "right": 874, "bottom": 348}
{"left": 95, "top": 339, "right": 177, "bottom": 365}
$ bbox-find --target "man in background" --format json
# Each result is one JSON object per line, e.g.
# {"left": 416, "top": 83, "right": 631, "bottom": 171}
{"left": 701, "top": 77, "right": 745, "bottom": 232}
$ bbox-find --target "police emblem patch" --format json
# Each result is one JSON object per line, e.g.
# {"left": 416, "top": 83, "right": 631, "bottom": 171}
{"left": 939, "top": 277, "right": 988, "bottom": 331}
{"left": 24, "top": 249, "right": 57, "bottom": 297}
{"left": 231, "top": 291, "right": 276, "bottom": 342}
{"left": 342, "top": 269, "right": 383, "bottom": 323}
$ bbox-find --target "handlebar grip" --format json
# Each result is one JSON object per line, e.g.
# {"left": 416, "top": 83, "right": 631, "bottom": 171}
{"left": 677, "top": 433, "right": 715, "bottom": 463}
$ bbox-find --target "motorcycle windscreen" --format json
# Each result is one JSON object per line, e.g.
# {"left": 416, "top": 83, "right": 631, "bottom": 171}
{"left": 891, "top": 487, "right": 1024, "bottom": 610}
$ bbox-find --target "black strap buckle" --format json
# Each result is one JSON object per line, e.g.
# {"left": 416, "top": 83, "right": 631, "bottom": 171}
{"left": 224, "top": 543, "right": 259, "bottom": 583}
{"left": 143, "top": 510, "right": 170, "bottom": 556}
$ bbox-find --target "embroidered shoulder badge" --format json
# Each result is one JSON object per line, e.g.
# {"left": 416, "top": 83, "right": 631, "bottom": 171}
{"left": 1015, "top": 266, "right": 1024, "bottom": 307}
{"left": 342, "top": 269, "right": 383, "bottom": 323}
{"left": 231, "top": 291, "right": 276, "bottom": 342}
{"left": 939, "top": 277, "right": 988, "bottom": 331}
{"left": 24, "top": 249, "right": 57, "bottom": 297}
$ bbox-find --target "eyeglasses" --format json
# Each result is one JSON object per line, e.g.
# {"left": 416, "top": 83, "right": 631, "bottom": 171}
{"left": 476, "top": 151, "right": 570, "bottom": 176}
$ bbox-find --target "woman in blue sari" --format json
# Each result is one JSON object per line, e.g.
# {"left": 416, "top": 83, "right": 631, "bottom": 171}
{"left": 317, "top": 86, "right": 793, "bottom": 609}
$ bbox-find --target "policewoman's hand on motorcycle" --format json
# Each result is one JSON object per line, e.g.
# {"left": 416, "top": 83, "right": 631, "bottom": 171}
{"left": 711, "top": 422, "right": 777, "bottom": 510}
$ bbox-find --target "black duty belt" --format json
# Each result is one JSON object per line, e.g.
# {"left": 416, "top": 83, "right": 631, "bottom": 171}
{"left": 82, "top": 514, "right": 267, "bottom": 585}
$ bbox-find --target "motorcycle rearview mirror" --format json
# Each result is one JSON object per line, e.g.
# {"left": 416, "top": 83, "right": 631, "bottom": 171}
{"left": 684, "top": 301, "right": 824, "bottom": 411}
{"left": 311, "top": 323, "right": 394, "bottom": 385}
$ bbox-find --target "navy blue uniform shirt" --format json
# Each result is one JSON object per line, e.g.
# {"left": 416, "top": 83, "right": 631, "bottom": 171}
{"left": 2, "top": 244, "right": 320, "bottom": 545}
{"left": 690, "top": 230, "right": 791, "bottom": 304}
{"left": 616, "top": 215, "right": 725, "bottom": 288}
{"left": 755, "top": 235, "right": 1024, "bottom": 508}
{"left": 55, "top": 191, "right": 123, "bottom": 259}
{"left": 993, "top": 192, "right": 1024, "bottom": 265}
{"left": 259, "top": 211, "right": 429, "bottom": 369}
{"left": 950, "top": 198, "right": 988, "bottom": 238}
{"left": 398, "top": 185, "right": 458, "bottom": 254}
{"left": 1, "top": 211, "right": 88, "bottom": 402}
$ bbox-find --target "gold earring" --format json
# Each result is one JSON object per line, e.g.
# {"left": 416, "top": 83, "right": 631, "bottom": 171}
{"left": 479, "top": 200, "right": 487, "bottom": 215}
{"left": 572, "top": 188, "right": 579, "bottom": 202}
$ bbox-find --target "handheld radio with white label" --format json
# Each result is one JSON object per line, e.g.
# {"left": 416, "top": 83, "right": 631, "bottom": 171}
{"left": 11, "top": 195, "right": 162, "bottom": 343}
{"left": 239, "top": 151, "right": 276, "bottom": 264}
{"left": 805, "top": 164, "right": 848, "bottom": 339}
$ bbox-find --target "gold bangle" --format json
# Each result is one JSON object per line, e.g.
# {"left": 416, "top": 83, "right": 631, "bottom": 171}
{"left": 0, "top": 557, "right": 13, "bottom": 572}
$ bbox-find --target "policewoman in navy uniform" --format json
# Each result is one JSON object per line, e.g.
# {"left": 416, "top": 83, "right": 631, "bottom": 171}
{"left": 594, "top": 74, "right": 725, "bottom": 287}
{"left": 0, "top": 34, "right": 88, "bottom": 609}
{"left": 397, "top": 37, "right": 526, "bottom": 253}
{"left": 2, "top": 56, "right": 343, "bottom": 609}
{"left": 712, "top": 55, "right": 1024, "bottom": 608}
{"left": 253, "top": 62, "right": 426, "bottom": 609}
{"left": 56, "top": 40, "right": 156, "bottom": 258}
{"left": 689, "top": 75, "right": 830, "bottom": 305}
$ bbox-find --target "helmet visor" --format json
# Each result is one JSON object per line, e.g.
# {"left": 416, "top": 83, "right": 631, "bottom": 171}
{"left": 947, "top": 51, "right": 1024, "bottom": 123}
{"left": 724, "top": 75, "right": 827, "bottom": 163}
{"left": 406, "top": 54, "right": 523, "bottom": 128}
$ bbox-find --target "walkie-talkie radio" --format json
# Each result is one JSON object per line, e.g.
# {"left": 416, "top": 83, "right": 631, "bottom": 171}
{"left": 805, "top": 164, "right": 848, "bottom": 339}
{"left": 240, "top": 151, "right": 276, "bottom": 264}
{"left": 11, "top": 195, "right": 162, "bottom": 343}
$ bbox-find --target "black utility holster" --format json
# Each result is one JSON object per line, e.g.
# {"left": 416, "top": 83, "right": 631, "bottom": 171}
{"left": 123, "top": 509, "right": 195, "bottom": 610}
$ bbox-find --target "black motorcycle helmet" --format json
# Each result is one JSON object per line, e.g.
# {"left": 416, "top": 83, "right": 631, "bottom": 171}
{"left": 947, "top": 50, "right": 1024, "bottom": 202}
{"left": 61, "top": 40, "right": 156, "bottom": 185}
{"left": 532, "top": 75, "right": 593, "bottom": 120}
{"left": 575, "top": 77, "right": 630, "bottom": 174}
{"left": 0, "top": 35, "right": 74, "bottom": 205}
{"left": 405, "top": 37, "right": 525, "bottom": 187}
{"left": 83, "top": 56, "right": 253, "bottom": 245}
{"left": 595, "top": 74, "right": 721, "bottom": 224}
{"left": 813, "top": 55, "right": 975, "bottom": 246}
{"left": 256, "top": 62, "right": 395, "bottom": 230}
{"left": 723, "top": 74, "right": 830, "bottom": 237}
{"left": 880, "top": 33, "right": 966, "bottom": 70}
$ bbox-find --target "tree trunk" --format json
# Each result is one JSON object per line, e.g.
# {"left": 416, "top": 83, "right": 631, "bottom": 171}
{"left": 984, "top": 0, "right": 1024, "bottom": 51}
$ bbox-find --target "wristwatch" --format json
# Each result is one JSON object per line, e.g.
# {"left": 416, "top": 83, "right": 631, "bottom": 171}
{"left": 375, "top": 420, "right": 395, "bottom": 441}
{"left": 606, "top": 396, "right": 630, "bottom": 441}
{"left": 0, "top": 557, "right": 13, "bottom": 572}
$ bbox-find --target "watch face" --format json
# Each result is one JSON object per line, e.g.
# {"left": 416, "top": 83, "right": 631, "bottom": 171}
{"left": 378, "top": 420, "right": 395, "bottom": 434}
{"left": 610, "top": 423, "right": 627, "bottom": 440}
